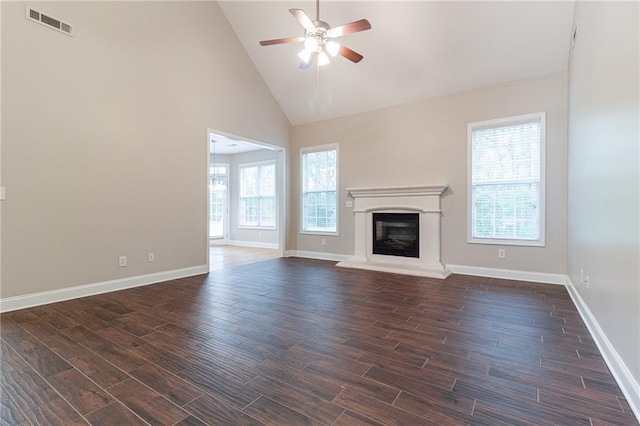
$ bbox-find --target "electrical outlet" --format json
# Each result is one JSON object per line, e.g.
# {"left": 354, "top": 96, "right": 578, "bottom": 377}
{"left": 258, "top": 231, "right": 262, "bottom": 237}
{"left": 321, "top": 238, "right": 326, "bottom": 246}
{"left": 580, "top": 269, "right": 590, "bottom": 288}
{"left": 346, "top": 200, "right": 353, "bottom": 208}
{"left": 118, "top": 256, "right": 127, "bottom": 267}
{"left": 498, "top": 249, "right": 506, "bottom": 259}
{"left": 148, "top": 253, "right": 155, "bottom": 262}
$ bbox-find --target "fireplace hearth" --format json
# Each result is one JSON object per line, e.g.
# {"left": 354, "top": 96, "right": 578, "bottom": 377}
{"left": 372, "top": 213, "right": 419, "bottom": 258}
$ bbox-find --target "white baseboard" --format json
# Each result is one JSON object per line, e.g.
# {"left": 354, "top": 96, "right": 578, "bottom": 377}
{"left": 228, "top": 240, "right": 279, "bottom": 250}
{"left": 285, "top": 250, "right": 351, "bottom": 262}
{"left": 565, "top": 277, "right": 640, "bottom": 422}
{"left": 447, "top": 264, "right": 566, "bottom": 285}
{"left": 0, "top": 265, "right": 209, "bottom": 313}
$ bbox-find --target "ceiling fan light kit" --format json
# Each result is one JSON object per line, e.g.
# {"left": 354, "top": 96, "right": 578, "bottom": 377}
{"left": 259, "top": 0, "right": 371, "bottom": 69}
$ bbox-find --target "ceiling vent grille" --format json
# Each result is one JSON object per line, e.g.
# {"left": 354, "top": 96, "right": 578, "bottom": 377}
{"left": 25, "top": 6, "right": 73, "bottom": 36}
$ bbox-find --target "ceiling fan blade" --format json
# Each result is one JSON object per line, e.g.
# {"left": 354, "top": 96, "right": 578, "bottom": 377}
{"left": 299, "top": 52, "right": 317, "bottom": 69}
{"left": 259, "top": 36, "right": 305, "bottom": 46}
{"left": 327, "top": 19, "right": 371, "bottom": 38}
{"left": 338, "top": 45, "right": 364, "bottom": 63}
{"left": 290, "top": 9, "right": 316, "bottom": 32}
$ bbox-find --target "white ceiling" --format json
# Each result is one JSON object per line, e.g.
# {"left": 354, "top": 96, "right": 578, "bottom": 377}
{"left": 218, "top": 1, "right": 575, "bottom": 126}
{"left": 210, "top": 132, "right": 269, "bottom": 155}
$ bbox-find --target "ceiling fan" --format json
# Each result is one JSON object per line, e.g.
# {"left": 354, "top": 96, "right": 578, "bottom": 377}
{"left": 259, "top": 0, "right": 371, "bottom": 69}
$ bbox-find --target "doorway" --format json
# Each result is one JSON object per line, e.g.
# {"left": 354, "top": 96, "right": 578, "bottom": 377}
{"left": 207, "top": 129, "right": 285, "bottom": 270}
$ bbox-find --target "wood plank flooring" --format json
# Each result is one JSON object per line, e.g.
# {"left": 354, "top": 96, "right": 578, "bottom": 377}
{"left": 1, "top": 257, "right": 638, "bottom": 425}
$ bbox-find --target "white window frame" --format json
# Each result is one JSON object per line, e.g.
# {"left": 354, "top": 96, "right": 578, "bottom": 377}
{"left": 238, "top": 159, "right": 277, "bottom": 230}
{"left": 467, "top": 112, "right": 546, "bottom": 247}
{"left": 300, "top": 144, "right": 339, "bottom": 236}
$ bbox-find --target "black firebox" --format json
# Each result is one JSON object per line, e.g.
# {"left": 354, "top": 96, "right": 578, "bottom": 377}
{"left": 372, "top": 213, "right": 419, "bottom": 258}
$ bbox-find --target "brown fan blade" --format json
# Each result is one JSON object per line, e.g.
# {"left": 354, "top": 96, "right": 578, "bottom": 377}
{"left": 327, "top": 19, "right": 371, "bottom": 38}
{"left": 338, "top": 45, "right": 364, "bottom": 63}
{"left": 259, "top": 36, "right": 305, "bottom": 46}
{"left": 290, "top": 9, "right": 316, "bottom": 32}
{"left": 299, "top": 52, "right": 317, "bottom": 69}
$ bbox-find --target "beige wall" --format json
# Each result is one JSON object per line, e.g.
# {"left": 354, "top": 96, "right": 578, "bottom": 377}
{"left": 1, "top": 1, "right": 290, "bottom": 298}
{"left": 291, "top": 71, "right": 568, "bottom": 273}
{"left": 567, "top": 1, "right": 639, "bottom": 384}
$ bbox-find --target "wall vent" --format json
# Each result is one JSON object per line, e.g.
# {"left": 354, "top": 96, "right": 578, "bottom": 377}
{"left": 25, "top": 6, "right": 73, "bottom": 36}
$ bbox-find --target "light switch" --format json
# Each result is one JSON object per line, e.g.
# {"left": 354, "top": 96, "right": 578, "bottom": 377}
{"left": 346, "top": 200, "right": 353, "bottom": 208}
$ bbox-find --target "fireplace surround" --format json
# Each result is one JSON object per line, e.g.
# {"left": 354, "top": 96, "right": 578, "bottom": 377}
{"left": 336, "top": 184, "right": 450, "bottom": 279}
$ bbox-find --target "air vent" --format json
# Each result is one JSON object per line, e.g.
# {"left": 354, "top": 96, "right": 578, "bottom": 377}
{"left": 25, "top": 6, "right": 73, "bottom": 36}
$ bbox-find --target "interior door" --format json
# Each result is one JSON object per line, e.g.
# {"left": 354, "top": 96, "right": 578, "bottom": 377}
{"left": 209, "top": 168, "right": 228, "bottom": 242}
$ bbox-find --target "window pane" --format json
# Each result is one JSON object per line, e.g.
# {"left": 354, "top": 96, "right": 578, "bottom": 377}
{"left": 472, "top": 183, "right": 539, "bottom": 240}
{"left": 304, "top": 150, "right": 337, "bottom": 192}
{"left": 260, "top": 164, "right": 276, "bottom": 196}
{"left": 260, "top": 196, "right": 276, "bottom": 227}
{"left": 472, "top": 122, "right": 540, "bottom": 183}
{"left": 240, "top": 166, "right": 258, "bottom": 197}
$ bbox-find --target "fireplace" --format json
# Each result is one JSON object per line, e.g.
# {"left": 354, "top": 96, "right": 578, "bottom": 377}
{"left": 372, "top": 213, "right": 419, "bottom": 258}
{"left": 336, "top": 184, "right": 450, "bottom": 279}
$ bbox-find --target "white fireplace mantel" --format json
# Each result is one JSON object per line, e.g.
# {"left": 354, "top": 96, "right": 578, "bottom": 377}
{"left": 337, "top": 184, "right": 451, "bottom": 279}
{"left": 347, "top": 184, "right": 448, "bottom": 199}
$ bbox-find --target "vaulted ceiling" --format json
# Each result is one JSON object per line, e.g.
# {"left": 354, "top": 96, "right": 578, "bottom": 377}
{"left": 218, "top": 1, "right": 575, "bottom": 126}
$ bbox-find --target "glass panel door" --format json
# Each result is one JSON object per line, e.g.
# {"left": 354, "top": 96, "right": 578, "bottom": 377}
{"left": 209, "top": 170, "right": 228, "bottom": 240}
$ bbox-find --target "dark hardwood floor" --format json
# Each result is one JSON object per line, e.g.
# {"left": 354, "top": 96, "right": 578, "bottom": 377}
{"left": 1, "top": 258, "right": 637, "bottom": 425}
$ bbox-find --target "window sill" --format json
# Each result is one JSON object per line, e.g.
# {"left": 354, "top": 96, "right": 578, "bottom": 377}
{"left": 239, "top": 226, "right": 277, "bottom": 231}
{"left": 467, "top": 237, "right": 545, "bottom": 247}
{"left": 301, "top": 230, "right": 339, "bottom": 237}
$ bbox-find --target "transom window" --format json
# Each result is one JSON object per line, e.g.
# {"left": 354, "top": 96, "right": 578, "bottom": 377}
{"left": 301, "top": 145, "right": 338, "bottom": 234}
{"left": 239, "top": 160, "right": 276, "bottom": 229}
{"left": 468, "top": 112, "right": 546, "bottom": 246}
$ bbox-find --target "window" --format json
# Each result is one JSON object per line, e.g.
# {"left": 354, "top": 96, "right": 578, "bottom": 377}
{"left": 239, "top": 161, "right": 276, "bottom": 228}
{"left": 301, "top": 145, "right": 338, "bottom": 234}
{"left": 468, "top": 112, "right": 545, "bottom": 246}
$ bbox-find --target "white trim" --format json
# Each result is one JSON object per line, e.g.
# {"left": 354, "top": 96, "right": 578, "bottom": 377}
{"left": 447, "top": 264, "right": 566, "bottom": 285}
{"left": 238, "top": 226, "right": 277, "bottom": 231}
{"left": 285, "top": 250, "right": 350, "bottom": 262}
{"left": 354, "top": 206, "right": 441, "bottom": 214}
{"left": 228, "top": 240, "right": 279, "bottom": 250}
{"left": 299, "top": 230, "right": 339, "bottom": 237}
{"left": 347, "top": 184, "right": 448, "bottom": 198}
{"left": 0, "top": 265, "right": 208, "bottom": 313}
{"left": 468, "top": 237, "right": 545, "bottom": 247}
{"left": 565, "top": 277, "right": 640, "bottom": 422}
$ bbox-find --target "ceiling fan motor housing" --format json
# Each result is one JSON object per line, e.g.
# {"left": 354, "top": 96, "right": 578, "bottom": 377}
{"left": 306, "top": 21, "right": 330, "bottom": 52}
